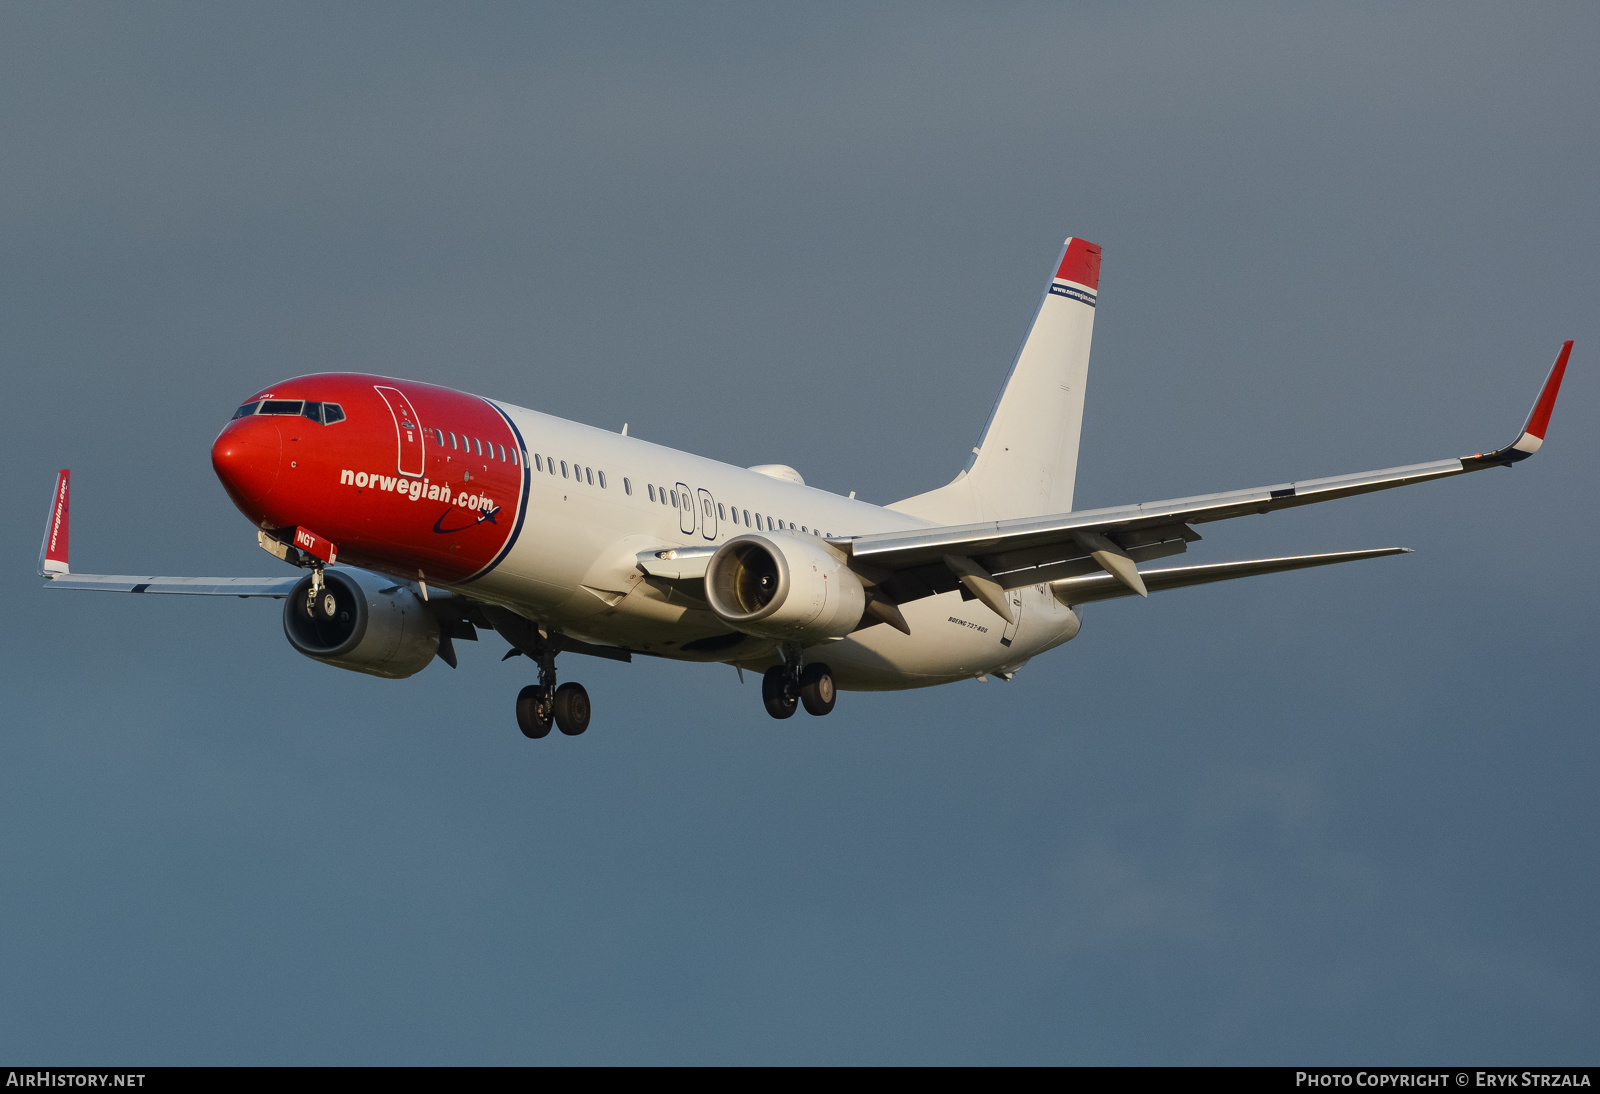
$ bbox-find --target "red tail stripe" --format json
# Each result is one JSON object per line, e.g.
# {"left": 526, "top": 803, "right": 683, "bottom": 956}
{"left": 1055, "top": 238, "right": 1102, "bottom": 290}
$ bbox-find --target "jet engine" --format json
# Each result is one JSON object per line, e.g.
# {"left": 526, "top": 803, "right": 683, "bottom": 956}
{"left": 282, "top": 567, "right": 439, "bottom": 679}
{"left": 704, "top": 534, "right": 866, "bottom": 642}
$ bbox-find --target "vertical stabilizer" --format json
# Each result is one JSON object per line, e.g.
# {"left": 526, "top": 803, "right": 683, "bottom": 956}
{"left": 890, "top": 238, "right": 1100, "bottom": 524}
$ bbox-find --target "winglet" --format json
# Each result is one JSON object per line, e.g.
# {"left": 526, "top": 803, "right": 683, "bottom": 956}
{"left": 1466, "top": 341, "right": 1573, "bottom": 466}
{"left": 39, "top": 470, "right": 70, "bottom": 576}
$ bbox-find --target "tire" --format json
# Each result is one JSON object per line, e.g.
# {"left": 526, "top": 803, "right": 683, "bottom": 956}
{"left": 553, "top": 681, "right": 591, "bottom": 736}
{"left": 516, "top": 684, "right": 553, "bottom": 739}
{"left": 762, "top": 666, "right": 798, "bottom": 720}
{"left": 799, "top": 663, "right": 836, "bottom": 716}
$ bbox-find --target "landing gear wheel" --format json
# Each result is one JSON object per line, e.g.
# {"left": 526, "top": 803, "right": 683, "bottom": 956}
{"left": 762, "top": 666, "right": 798, "bottom": 720}
{"left": 516, "top": 685, "right": 553, "bottom": 739}
{"left": 799, "top": 663, "right": 836, "bottom": 716}
{"left": 553, "top": 681, "right": 591, "bottom": 736}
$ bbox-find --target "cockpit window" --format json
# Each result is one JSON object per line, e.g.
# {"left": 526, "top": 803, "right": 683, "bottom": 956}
{"left": 232, "top": 402, "right": 259, "bottom": 419}
{"left": 301, "top": 401, "right": 323, "bottom": 423}
{"left": 323, "top": 403, "right": 344, "bottom": 424}
{"left": 259, "top": 399, "right": 304, "bottom": 415}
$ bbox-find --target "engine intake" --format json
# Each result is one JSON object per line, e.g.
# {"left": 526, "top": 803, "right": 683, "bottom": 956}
{"left": 704, "top": 534, "right": 866, "bottom": 642}
{"left": 282, "top": 567, "right": 439, "bottom": 679}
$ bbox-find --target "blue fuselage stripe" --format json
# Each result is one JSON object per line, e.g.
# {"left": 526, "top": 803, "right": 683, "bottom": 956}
{"left": 467, "top": 401, "right": 533, "bottom": 582}
{"left": 1049, "top": 282, "right": 1097, "bottom": 307}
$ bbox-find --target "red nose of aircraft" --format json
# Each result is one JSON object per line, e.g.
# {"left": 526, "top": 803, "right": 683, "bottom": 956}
{"left": 211, "top": 416, "right": 282, "bottom": 520}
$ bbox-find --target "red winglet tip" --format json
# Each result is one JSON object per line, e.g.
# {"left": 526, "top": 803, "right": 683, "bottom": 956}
{"left": 1055, "top": 238, "right": 1101, "bottom": 290}
{"left": 41, "top": 469, "right": 71, "bottom": 572}
{"left": 1523, "top": 340, "right": 1572, "bottom": 440}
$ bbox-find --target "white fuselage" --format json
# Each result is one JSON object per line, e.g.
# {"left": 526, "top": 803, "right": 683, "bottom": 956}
{"left": 456, "top": 400, "right": 1083, "bottom": 690}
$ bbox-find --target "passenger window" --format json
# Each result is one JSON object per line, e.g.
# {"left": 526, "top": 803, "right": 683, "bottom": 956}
{"left": 660, "top": 486, "right": 669, "bottom": 505}
{"left": 623, "top": 477, "right": 631, "bottom": 495}
{"left": 547, "top": 456, "right": 556, "bottom": 475}
{"left": 449, "top": 433, "right": 458, "bottom": 450}
{"left": 648, "top": 484, "right": 655, "bottom": 502}
{"left": 718, "top": 503, "right": 726, "bottom": 520}
{"left": 534, "top": 454, "right": 542, "bottom": 471}
{"left": 801, "top": 526, "right": 808, "bottom": 533}
{"left": 598, "top": 471, "right": 607, "bottom": 489}
{"left": 743, "top": 509, "right": 751, "bottom": 525}
{"left": 472, "top": 438, "right": 481, "bottom": 456}
{"left": 232, "top": 402, "right": 259, "bottom": 419}
{"left": 703, "top": 498, "right": 712, "bottom": 516}
{"left": 498, "top": 444, "right": 506, "bottom": 462}
{"left": 433, "top": 428, "right": 444, "bottom": 444}
{"left": 670, "top": 490, "right": 678, "bottom": 507}
{"left": 561, "top": 461, "right": 569, "bottom": 478}
{"left": 512, "top": 448, "right": 519, "bottom": 466}
{"left": 754, "top": 513, "right": 762, "bottom": 528}
{"left": 585, "top": 467, "right": 594, "bottom": 485}
{"left": 322, "top": 403, "right": 345, "bottom": 425}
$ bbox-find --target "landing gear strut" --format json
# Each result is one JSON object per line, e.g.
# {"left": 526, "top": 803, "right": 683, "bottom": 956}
{"left": 513, "top": 641, "right": 590, "bottom": 738}
{"left": 762, "top": 649, "right": 836, "bottom": 719}
{"left": 304, "top": 562, "right": 335, "bottom": 621}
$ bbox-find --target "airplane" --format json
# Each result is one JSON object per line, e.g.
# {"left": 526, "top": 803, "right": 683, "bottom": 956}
{"left": 37, "top": 238, "right": 1572, "bottom": 738}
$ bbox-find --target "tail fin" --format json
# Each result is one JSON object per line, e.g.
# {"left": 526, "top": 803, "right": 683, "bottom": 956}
{"left": 890, "top": 238, "right": 1100, "bottom": 524}
{"left": 39, "top": 469, "right": 70, "bottom": 576}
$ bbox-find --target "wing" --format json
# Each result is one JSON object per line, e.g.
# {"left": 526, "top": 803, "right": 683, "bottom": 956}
{"left": 842, "top": 342, "right": 1572, "bottom": 612}
{"left": 43, "top": 573, "right": 302, "bottom": 597}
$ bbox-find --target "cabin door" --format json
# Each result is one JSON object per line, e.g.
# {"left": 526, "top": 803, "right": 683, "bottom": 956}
{"left": 374, "top": 386, "right": 426, "bottom": 478}
{"left": 676, "top": 481, "right": 696, "bottom": 535}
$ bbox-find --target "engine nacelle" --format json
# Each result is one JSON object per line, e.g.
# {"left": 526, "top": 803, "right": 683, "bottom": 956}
{"left": 282, "top": 567, "right": 439, "bottom": 679}
{"left": 704, "top": 534, "right": 867, "bottom": 642}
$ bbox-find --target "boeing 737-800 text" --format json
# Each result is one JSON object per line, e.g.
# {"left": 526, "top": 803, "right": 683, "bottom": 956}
{"left": 38, "top": 238, "right": 1573, "bottom": 737}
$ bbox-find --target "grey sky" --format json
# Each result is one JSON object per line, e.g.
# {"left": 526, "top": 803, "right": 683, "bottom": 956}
{"left": 2, "top": 3, "right": 1596, "bottom": 1063}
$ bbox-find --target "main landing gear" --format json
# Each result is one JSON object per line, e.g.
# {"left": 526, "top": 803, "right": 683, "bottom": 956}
{"left": 515, "top": 644, "right": 590, "bottom": 739}
{"left": 762, "top": 654, "right": 836, "bottom": 719}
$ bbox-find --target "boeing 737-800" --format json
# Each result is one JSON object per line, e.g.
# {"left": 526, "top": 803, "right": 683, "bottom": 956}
{"left": 37, "top": 238, "right": 1572, "bottom": 737}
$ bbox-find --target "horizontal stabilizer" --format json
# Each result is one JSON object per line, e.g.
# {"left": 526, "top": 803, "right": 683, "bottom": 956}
{"left": 1051, "top": 547, "right": 1410, "bottom": 606}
